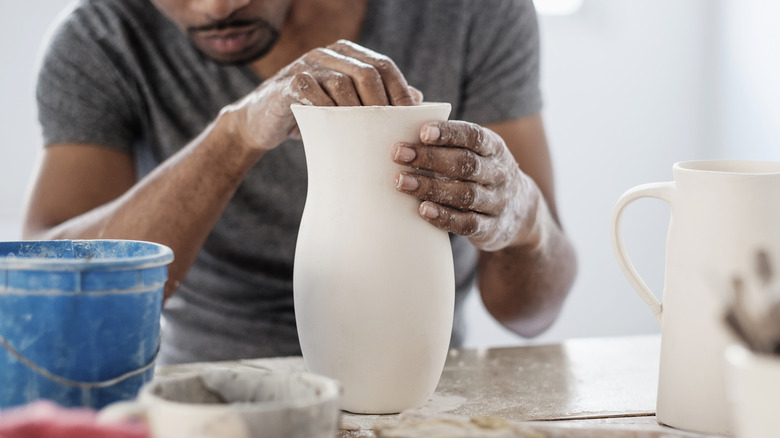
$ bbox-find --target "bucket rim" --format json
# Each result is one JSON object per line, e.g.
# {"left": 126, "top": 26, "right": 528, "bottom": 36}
{"left": 0, "top": 239, "right": 174, "bottom": 271}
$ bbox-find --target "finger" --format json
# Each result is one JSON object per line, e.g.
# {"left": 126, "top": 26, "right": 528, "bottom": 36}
{"left": 418, "top": 201, "right": 490, "bottom": 240}
{"left": 288, "top": 125, "right": 302, "bottom": 140}
{"left": 304, "top": 47, "right": 389, "bottom": 106}
{"left": 420, "top": 121, "right": 498, "bottom": 156}
{"left": 408, "top": 86, "right": 424, "bottom": 104}
{"left": 328, "top": 40, "right": 416, "bottom": 106}
{"left": 392, "top": 142, "right": 494, "bottom": 184}
{"left": 289, "top": 72, "right": 335, "bottom": 106}
{"left": 316, "top": 71, "right": 362, "bottom": 106}
{"left": 394, "top": 171, "right": 498, "bottom": 215}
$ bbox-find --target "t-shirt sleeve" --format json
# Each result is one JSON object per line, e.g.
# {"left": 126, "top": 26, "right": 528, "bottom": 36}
{"left": 459, "top": 0, "right": 542, "bottom": 125}
{"left": 36, "top": 12, "right": 140, "bottom": 151}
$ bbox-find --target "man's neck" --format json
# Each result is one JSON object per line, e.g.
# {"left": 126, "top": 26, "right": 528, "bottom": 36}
{"left": 250, "top": 0, "right": 368, "bottom": 79}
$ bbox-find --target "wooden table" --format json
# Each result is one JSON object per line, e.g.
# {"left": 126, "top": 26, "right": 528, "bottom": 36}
{"left": 159, "top": 335, "right": 727, "bottom": 437}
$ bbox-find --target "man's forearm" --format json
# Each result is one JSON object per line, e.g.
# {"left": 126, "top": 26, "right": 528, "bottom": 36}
{"left": 27, "top": 114, "right": 264, "bottom": 300}
{"left": 477, "top": 200, "right": 577, "bottom": 337}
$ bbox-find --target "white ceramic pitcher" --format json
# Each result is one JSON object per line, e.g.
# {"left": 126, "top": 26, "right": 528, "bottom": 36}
{"left": 611, "top": 160, "right": 780, "bottom": 435}
{"left": 291, "top": 103, "right": 454, "bottom": 414}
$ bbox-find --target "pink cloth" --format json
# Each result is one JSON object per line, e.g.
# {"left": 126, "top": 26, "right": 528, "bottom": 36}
{"left": 0, "top": 401, "right": 148, "bottom": 438}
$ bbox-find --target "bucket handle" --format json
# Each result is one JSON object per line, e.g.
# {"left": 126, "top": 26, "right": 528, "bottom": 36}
{"left": 0, "top": 333, "right": 158, "bottom": 389}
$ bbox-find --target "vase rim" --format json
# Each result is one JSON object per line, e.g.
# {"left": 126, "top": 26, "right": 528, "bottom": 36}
{"left": 290, "top": 102, "right": 450, "bottom": 111}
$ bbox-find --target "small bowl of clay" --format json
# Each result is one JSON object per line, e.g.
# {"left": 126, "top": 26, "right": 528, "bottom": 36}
{"left": 98, "top": 367, "right": 341, "bottom": 438}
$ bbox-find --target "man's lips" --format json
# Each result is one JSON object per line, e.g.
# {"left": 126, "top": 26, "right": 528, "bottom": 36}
{"left": 191, "top": 24, "right": 261, "bottom": 54}
{"left": 194, "top": 22, "right": 258, "bottom": 39}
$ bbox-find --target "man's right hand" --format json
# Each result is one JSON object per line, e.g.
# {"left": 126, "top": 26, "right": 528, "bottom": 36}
{"left": 218, "top": 39, "right": 422, "bottom": 154}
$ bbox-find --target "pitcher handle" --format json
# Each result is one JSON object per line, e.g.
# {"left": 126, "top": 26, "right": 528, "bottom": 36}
{"left": 610, "top": 181, "right": 674, "bottom": 326}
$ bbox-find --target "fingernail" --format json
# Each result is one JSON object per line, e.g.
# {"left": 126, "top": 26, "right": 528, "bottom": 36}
{"left": 421, "top": 202, "right": 440, "bottom": 219}
{"left": 422, "top": 124, "right": 440, "bottom": 142}
{"left": 396, "top": 173, "right": 420, "bottom": 191}
{"left": 393, "top": 145, "right": 416, "bottom": 163}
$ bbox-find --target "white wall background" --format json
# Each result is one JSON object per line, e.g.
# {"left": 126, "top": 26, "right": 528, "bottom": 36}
{"left": 0, "top": 2, "right": 71, "bottom": 238}
{"left": 1, "top": 1, "right": 778, "bottom": 346}
{"left": 464, "top": 0, "right": 780, "bottom": 347}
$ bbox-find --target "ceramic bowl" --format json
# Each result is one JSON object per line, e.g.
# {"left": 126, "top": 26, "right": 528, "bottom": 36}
{"left": 99, "top": 367, "right": 341, "bottom": 438}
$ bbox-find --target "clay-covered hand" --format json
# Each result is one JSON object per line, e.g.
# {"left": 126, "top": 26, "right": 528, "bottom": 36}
{"left": 221, "top": 39, "right": 422, "bottom": 153}
{"left": 392, "top": 121, "right": 542, "bottom": 252}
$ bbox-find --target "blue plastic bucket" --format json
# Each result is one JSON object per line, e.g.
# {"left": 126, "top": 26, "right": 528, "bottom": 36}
{"left": 0, "top": 240, "right": 173, "bottom": 409}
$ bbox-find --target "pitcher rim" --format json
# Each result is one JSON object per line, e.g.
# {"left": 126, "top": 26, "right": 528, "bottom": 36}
{"left": 675, "top": 159, "right": 780, "bottom": 175}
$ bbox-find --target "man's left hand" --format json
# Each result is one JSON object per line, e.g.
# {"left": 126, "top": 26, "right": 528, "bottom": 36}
{"left": 392, "top": 120, "right": 542, "bottom": 252}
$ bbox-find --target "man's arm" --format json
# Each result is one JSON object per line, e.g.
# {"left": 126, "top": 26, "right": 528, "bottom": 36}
{"left": 392, "top": 114, "right": 577, "bottom": 337}
{"left": 477, "top": 116, "right": 576, "bottom": 337}
{"left": 23, "top": 118, "right": 263, "bottom": 301}
{"left": 24, "top": 40, "right": 420, "bottom": 302}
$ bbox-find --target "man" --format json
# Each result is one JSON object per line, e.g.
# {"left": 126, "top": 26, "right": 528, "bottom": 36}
{"left": 25, "top": 0, "right": 577, "bottom": 364}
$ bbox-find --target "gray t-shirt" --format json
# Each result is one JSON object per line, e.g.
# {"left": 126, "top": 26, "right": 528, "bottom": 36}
{"left": 37, "top": 0, "right": 542, "bottom": 364}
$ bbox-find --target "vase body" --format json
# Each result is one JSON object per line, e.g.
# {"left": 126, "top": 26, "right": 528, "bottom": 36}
{"left": 291, "top": 103, "right": 454, "bottom": 414}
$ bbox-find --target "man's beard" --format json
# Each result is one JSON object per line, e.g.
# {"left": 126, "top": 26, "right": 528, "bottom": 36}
{"left": 187, "top": 17, "right": 281, "bottom": 65}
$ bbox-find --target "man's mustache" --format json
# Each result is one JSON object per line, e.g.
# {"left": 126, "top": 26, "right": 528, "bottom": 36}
{"left": 188, "top": 19, "right": 262, "bottom": 33}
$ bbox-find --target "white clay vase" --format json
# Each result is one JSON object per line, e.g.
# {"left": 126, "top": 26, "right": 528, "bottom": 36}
{"left": 291, "top": 103, "right": 454, "bottom": 414}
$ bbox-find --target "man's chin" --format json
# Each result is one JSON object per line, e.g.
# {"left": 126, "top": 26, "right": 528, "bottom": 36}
{"left": 194, "top": 32, "right": 279, "bottom": 65}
